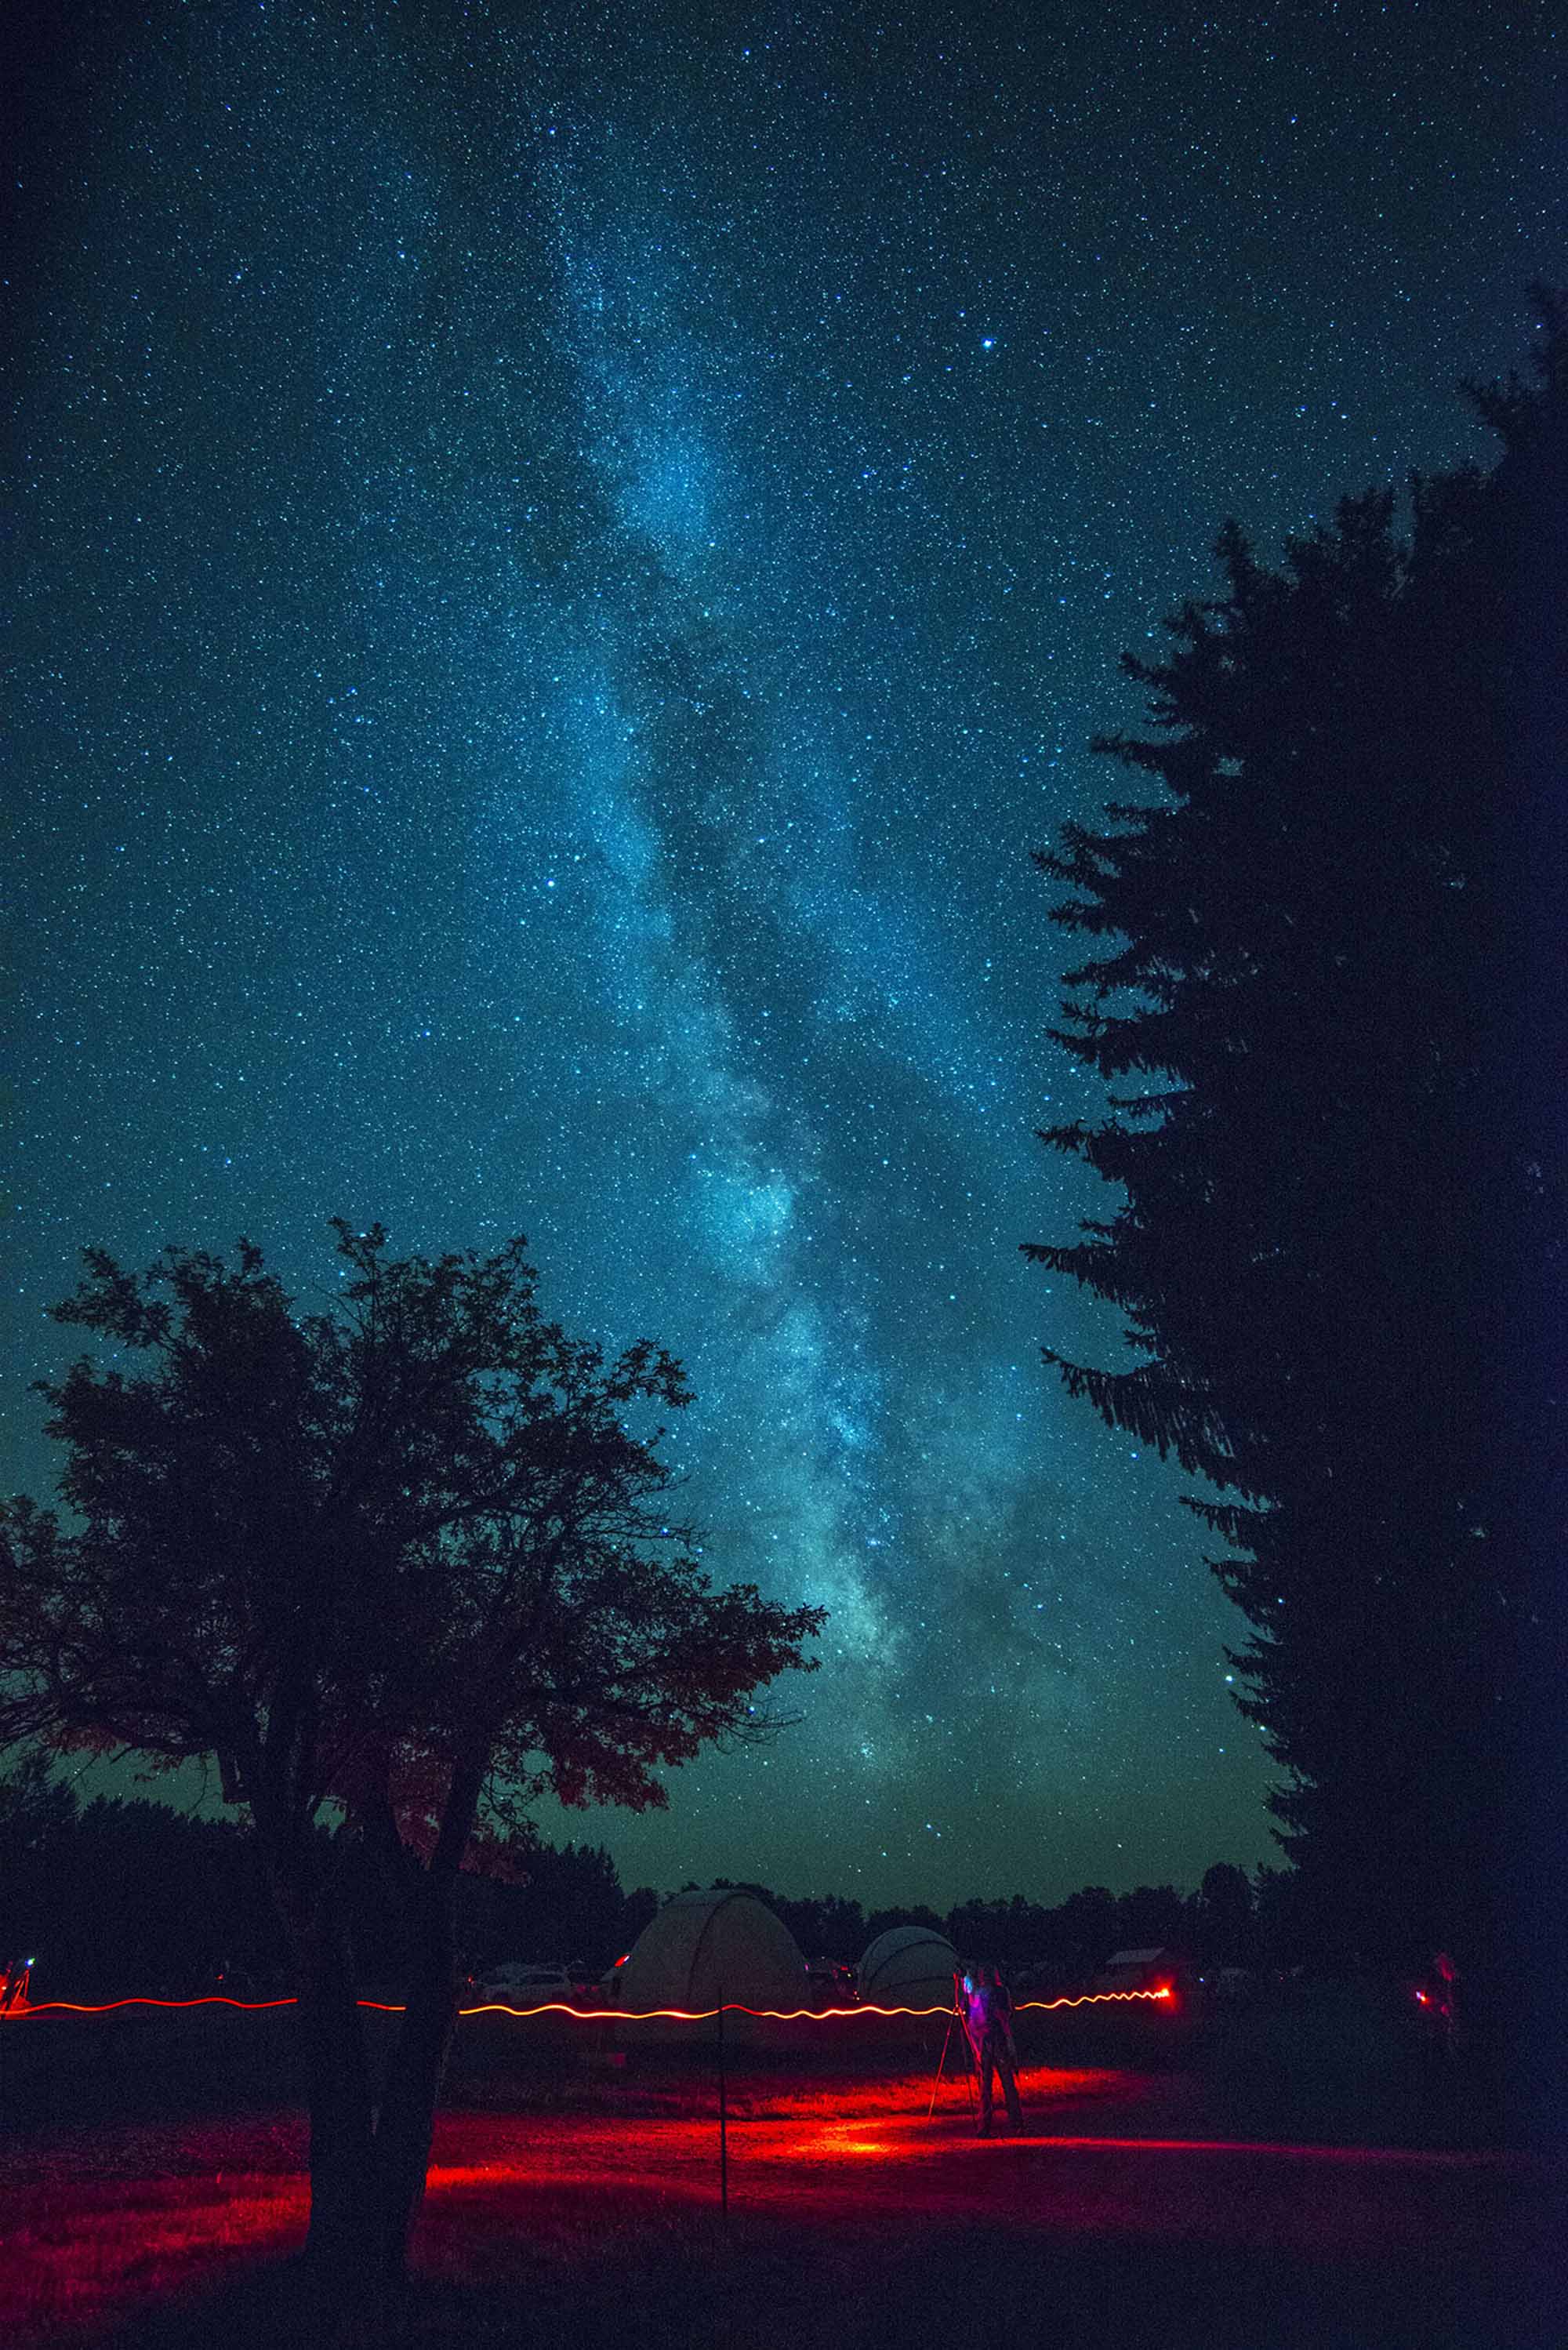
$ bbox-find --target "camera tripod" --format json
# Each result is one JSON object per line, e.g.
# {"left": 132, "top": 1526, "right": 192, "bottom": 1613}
{"left": 926, "top": 2004, "right": 978, "bottom": 2119}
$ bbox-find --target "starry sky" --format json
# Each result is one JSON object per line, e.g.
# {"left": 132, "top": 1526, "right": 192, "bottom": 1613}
{"left": 5, "top": 0, "right": 1563, "bottom": 1910}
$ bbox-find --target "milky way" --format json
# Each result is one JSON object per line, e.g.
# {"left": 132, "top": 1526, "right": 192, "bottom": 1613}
{"left": 6, "top": 1, "right": 1563, "bottom": 1904}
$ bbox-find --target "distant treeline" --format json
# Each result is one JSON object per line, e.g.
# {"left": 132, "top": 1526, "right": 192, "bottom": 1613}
{"left": 717, "top": 1863, "right": 1285, "bottom": 1981}
{"left": 3, "top": 1767, "right": 1294, "bottom": 1999}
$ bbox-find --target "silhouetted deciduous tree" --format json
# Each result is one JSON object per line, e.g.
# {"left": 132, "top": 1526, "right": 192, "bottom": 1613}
{"left": 1112, "top": 1883, "right": 1187, "bottom": 1953}
{"left": 862, "top": 1901, "right": 946, "bottom": 1945}
{"left": 1187, "top": 1862, "right": 1255, "bottom": 1968}
{"left": 0, "top": 1225, "right": 823, "bottom": 2298}
{"left": 1029, "top": 300, "right": 1568, "bottom": 1982}
{"left": 773, "top": 1891, "right": 867, "bottom": 1965}
{"left": 457, "top": 1837, "right": 627, "bottom": 1973}
{"left": 1051, "top": 1884, "right": 1120, "bottom": 1974}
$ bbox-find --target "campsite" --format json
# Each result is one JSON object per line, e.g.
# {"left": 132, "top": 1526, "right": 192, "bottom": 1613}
{"left": 5, "top": 9, "right": 1563, "bottom": 2343}
{"left": 0, "top": 1884, "right": 1546, "bottom": 2350}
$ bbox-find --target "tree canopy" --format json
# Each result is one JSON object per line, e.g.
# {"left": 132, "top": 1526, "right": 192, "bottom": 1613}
{"left": 0, "top": 1226, "right": 818, "bottom": 1834}
{"left": 1028, "top": 300, "right": 1567, "bottom": 1978}
{"left": 0, "top": 1222, "right": 823, "bottom": 2286}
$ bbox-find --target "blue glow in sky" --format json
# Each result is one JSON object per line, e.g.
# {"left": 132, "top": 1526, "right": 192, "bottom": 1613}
{"left": 6, "top": 0, "right": 1563, "bottom": 1904}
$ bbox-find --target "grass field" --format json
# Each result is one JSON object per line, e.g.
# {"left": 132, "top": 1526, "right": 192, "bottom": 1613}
{"left": 0, "top": 1992, "right": 1554, "bottom": 2350}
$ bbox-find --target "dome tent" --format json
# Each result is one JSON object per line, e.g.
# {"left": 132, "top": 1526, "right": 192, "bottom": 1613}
{"left": 857, "top": 1925, "right": 959, "bottom": 2013}
{"left": 613, "top": 1887, "right": 808, "bottom": 2038}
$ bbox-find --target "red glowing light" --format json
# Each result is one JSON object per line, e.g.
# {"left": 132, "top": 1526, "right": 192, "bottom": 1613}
{"left": 1019, "top": 1987, "right": 1172, "bottom": 2010}
{"left": 5, "top": 1985, "right": 1174, "bottom": 2025}
{"left": 9, "top": 1996, "right": 299, "bottom": 2018}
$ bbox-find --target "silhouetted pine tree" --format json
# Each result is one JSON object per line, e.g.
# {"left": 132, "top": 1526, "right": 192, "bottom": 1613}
{"left": 1029, "top": 299, "right": 1568, "bottom": 1979}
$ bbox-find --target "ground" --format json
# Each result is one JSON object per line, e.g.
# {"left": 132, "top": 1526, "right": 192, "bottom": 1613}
{"left": 0, "top": 1996, "right": 1558, "bottom": 2348}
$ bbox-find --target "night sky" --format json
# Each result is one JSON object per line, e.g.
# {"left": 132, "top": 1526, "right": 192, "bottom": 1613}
{"left": 6, "top": 1, "right": 1563, "bottom": 1910}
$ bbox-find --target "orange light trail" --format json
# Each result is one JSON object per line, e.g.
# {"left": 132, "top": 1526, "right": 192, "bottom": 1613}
{"left": 4, "top": 1987, "right": 1171, "bottom": 2022}
{"left": 7, "top": 1995, "right": 299, "bottom": 2017}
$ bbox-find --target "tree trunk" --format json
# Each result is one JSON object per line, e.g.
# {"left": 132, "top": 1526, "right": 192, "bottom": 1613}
{"left": 296, "top": 1898, "right": 382, "bottom": 2294}
{"left": 359, "top": 1764, "right": 481, "bottom": 2280}
{"left": 268, "top": 1761, "right": 483, "bottom": 2297}
{"left": 254, "top": 1817, "right": 385, "bottom": 2297}
{"left": 367, "top": 1939, "right": 461, "bottom": 2279}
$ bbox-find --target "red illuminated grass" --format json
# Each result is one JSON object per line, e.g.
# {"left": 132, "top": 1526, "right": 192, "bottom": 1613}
{"left": 0, "top": 2085, "right": 1523, "bottom": 2350}
{"left": 0, "top": 2050, "right": 1533, "bottom": 2350}
{"left": 1, "top": 2172, "right": 307, "bottom": 2346}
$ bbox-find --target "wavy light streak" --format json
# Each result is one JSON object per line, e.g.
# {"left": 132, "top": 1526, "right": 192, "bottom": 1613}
{"left": 5, "top": 1988, "right": 1171, "bottom": 2022}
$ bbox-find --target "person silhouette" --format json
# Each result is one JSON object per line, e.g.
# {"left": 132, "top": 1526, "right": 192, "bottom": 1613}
{"left": 955, "top": 1961, "right": 1023, "bottom": 2135}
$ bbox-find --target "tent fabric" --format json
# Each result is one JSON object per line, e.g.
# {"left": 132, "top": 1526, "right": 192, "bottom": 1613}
{"left": 856, "top": 1925, "right": 960, "bottom": 2012}
{"left": 613, "top": 1887, "right": 809, "bottom": 2017}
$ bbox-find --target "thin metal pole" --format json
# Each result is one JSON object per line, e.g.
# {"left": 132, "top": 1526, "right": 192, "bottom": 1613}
{"left": 717, "top": 1983, "right": 728, "bottom": 2219}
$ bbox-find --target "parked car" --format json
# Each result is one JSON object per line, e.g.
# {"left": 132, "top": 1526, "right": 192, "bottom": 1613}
{"left": 476, "top": 1962, "right": 577, "bottom": 2005}
{"left": 805, "top": 1959, "right": 858, "bottom": 2004}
